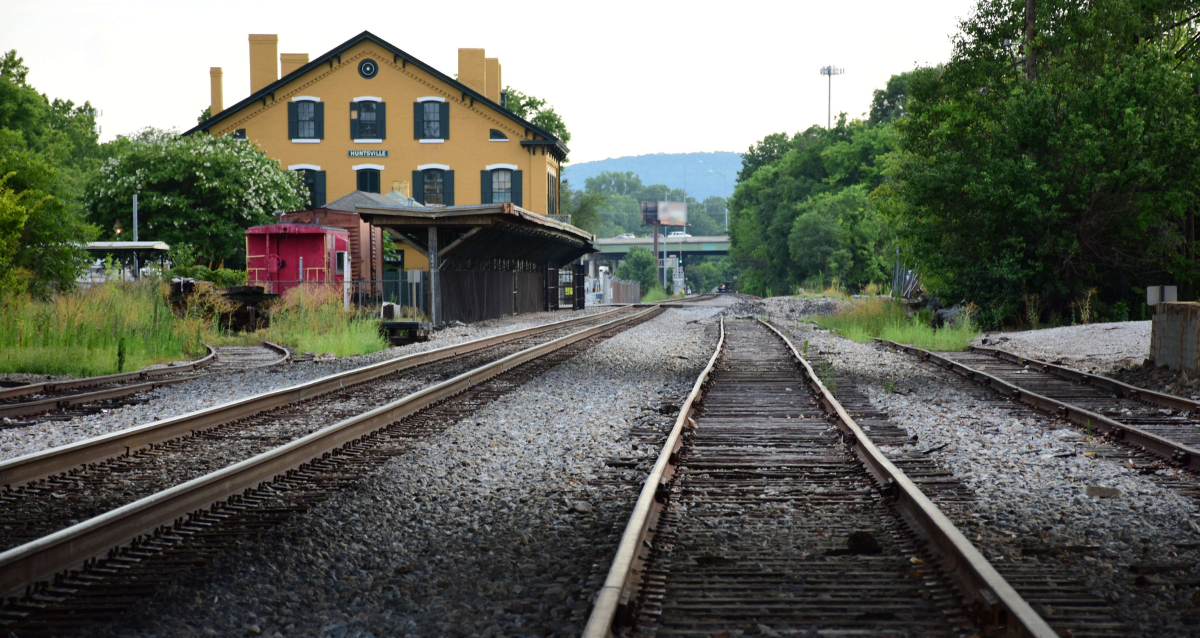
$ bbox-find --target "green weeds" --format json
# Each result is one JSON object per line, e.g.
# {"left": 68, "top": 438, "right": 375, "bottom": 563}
{"left": 812, "top": 297, "right": 979, "bottom": 352}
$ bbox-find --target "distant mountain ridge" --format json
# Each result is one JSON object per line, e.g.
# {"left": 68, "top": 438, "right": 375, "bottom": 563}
{"left": 563, "top": 152, "right": 742, "bottom": 201}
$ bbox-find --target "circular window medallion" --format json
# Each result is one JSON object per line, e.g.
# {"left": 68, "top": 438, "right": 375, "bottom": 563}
{"left": 358, "top": 59, "right": 378, "bottom": 79}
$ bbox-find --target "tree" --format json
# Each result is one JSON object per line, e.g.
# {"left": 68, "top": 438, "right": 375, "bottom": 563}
{"left": 584, "top": 171, "right": 644, "bottom": 197}
{"left": 86, "top": 129, "right": 308, "bottom": 269}
{"left": 737, "top": 132, "right": 794, "bottom": 183}
{"left": 788, "top": 185, "right": 889, "bottom": 290}
{"left": 0, "top": 129, "right": 98, "bottom": 296}
{"left": 889, "top": 0, "right": 1200, "bottom": 324}
{"left": 559, "top": 179, "right": 605, "bottom": 235}
{"left": 615, "top": 246, "right": 657, "bottom": 294}
{"left": 729, "top": 117, "right": 897, "bottom": 295}
{"left": 503, "top": 87, "right": 571, "bottom": 147}
{"left": 0, "top": 173, "right": 31, "bottom": 295}
{"left": 198, "top": 107, "right": 211, "bottom": 123}
{"left": 868, "top": 71, "right": 917, "bottom": 126}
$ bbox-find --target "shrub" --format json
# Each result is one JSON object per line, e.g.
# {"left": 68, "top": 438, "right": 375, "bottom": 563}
{"left": 812, "top": 297, "right": 977, "bottom": 351}
{"left": 265, "top": 285, "right": 387, "bottom": 357}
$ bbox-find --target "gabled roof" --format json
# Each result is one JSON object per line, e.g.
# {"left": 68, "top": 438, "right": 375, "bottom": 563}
{"left": 323, "top": 190, "right": 406, "bottom": 212}
{"left": 184, "top": 31, "right": 569, "bottom": 160}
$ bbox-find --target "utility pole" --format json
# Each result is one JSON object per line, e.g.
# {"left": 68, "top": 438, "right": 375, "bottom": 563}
{"left": 819, "top": 66, "right": 844, "bottom": 129}
{"left": 132, "top": 194, "right": 139, "bottom": 280}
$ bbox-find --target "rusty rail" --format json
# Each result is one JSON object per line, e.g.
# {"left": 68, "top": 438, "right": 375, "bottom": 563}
{"left": 0, "top": 307, "right": 630, "bottom": 488}
{"left": 582, "top": 317, "right": 726, "bottom": 637}
{"left": 879, "top": 339, "right": 1200, "bottom": 472}
{"left": 0, "top": 346, "right": 218, "bottom": 402}
{"left": 0, "top": 306, "right": 658, "bottom": 599}
{"left": 972, "top": 345, "right": 1200, "bottom": 413}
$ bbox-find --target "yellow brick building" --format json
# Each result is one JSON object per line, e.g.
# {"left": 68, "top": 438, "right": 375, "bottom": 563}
{"left": 187, "top": 31, "right": 568, "bottom": 270}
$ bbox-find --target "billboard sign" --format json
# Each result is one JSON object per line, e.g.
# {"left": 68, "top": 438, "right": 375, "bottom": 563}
{"left": 640, "top": 201, "right": 688, "bottom": 227}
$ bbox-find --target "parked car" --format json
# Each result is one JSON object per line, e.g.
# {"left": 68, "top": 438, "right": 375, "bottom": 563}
{"left": 667, "top": 231, "right": 692, "bottom": 238}
{"left": 614, "top": 233, "right": 635, "bottom": 239}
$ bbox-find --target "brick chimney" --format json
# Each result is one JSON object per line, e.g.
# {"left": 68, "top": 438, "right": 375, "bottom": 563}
{"left": 248, "top": 34, "right": 279, "bottom": 93}
{"left": 209, "top": 67, "right": 223, "bottom": 115}
{"left": 457, "top": 48, "right": 486, "bottom": 94}
{"left": 484, "top": 57, "right": 501, "bottom": 103}
{"left": 280, "top": 53, "right": 309, "bottom": 78}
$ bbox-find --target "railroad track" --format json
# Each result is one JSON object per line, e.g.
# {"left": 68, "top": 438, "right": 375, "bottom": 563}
{"left": 585, "top": 319, "right": 1066, "bottom": 637}
{"left": 0, "top": 342, "right": 289, "bottom": 424}
{"left": 0, "top": 305, "right": 664, "bottom": 636}
{"left": 879, "top": 341, "right": 1200, "bottom": 474}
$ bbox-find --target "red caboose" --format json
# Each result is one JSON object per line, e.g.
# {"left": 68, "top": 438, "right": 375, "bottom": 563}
{"left": 245, "top": 223, "right": 349, "bottom": 294}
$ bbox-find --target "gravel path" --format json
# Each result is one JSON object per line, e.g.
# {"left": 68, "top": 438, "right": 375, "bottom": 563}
{"left": 89, "top": 307, "right": 719, "bottom": 638}
{"left": 975, "top": 321, "right": 1151, "bottom": 373}
{"left": 761, "top": 303, "right": 1200, "bottom": 637}
{"left": 0, "top": 308, "right": 613, "bottom": 462}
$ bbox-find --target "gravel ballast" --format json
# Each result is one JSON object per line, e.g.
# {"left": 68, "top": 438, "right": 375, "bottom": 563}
{"left": 760, "top": 299, "right": 1200, "bottom": 637}
{"left": 89, "top": 307, "right": 719, "bottom": 638}
{"left": 0, "top": 307, "right": 614, "bottom": 462}
{"left": 975, "top": 320, "right": 1151, "bottom": 373}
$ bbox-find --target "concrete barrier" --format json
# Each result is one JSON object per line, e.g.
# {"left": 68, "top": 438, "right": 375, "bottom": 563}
{"left": 1151, "top": 302, "right": 1200, "bottom": 371}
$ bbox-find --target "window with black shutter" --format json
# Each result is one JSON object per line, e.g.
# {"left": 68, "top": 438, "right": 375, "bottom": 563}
{"left": 351, "top": 101, "right": 385, "bottom": 139}
{"left": 483, "top": 169, "right": 522, "bottom": 206}
{"left": 357, "top": 169, "right": 381, "bottom": 194}
{"left": 289, "top": 100, "right": 323, "bottom": 140}
{"left": 422, "top": 169, "right": 445, "bottom": 205}
{"left": 413, "top": 100, "right": 448, "bottom": 140}
{"left": 299, "top": 169, "right": 326, "bottom": 207}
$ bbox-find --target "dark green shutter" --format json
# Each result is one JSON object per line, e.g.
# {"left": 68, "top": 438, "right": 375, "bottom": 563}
{"left": 480, "top": 171, "right": 492, "bottom": 204}
{"left": 439, "top": 102, "right": 449, "bottom": 139}
{"left": 444, "top": 171, "right": 454, "bottom": 206}
{"left": 287, "top": 102, "right": 298, "bottom": 139}
{"left": 314, "top": 171, "right": 326, "bottom": 207}
{"left": 412, "top": 171, "right": 424, "bottom": 204}
{"left": 314, "top": 102, "right": 325, "bottom": 139}
{"left": 350, "top": 102, "right": 360, "bottom": 139}
{"left": 357, "top": 170, "right": 368, "bottom": 192}
{"left": 413, "top": 103, "right": 422, "bottom": 139}
{"left": 370, "top": 171, "right": 380, "bottom": 193}
{"left": 377, "top": 102, "right": 386, "bottom": 139}
{"left": 512, "top": 170, "right": 523, "bottom": 207}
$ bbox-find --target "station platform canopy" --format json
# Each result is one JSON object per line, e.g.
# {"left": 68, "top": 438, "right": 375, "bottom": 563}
{"left": 85, "top": 241, "right": 170, "bottom": 252}
{"left": 355, "top": 202, "right": 595, "bottom": 270}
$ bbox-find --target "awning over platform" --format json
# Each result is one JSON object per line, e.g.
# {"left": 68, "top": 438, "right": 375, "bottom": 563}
{"left": 85, "top": 241, "right": 170, "bottom": 252}
{"left": 356, "top": 203, "right": 595, "bottom": 270}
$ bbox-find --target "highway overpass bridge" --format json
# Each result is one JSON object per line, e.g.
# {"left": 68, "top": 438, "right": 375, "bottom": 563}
{"left": 584, "top": 235, "right": 730, "bottom": 274}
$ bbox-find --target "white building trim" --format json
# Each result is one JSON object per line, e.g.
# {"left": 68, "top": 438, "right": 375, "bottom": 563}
{"left": 291, "top": 96, "right": 321, "bottom": 102}
{"left": 419, "top": 139, "right": 445, "bottom": 144}
{"left": 486, "top": 163, "right": 519, "bottom": 171}
{"left": 352, "top": 96, "right": 383, "bottom": 103}
{"left": 353, "top": 139, "right": 383, "bottom": 144}
{"left": 352, "top": 164, "right": 385, "bottom": 171}
{"left": 417, "top": 164, "right": 450, "bottom": 171}
{"left": 416, "top": 96, "right": 446, "bottom": 103}
{"left": 288, "top": 164, "right": 322, "bottom": 171}
{"left": 291, "top": 139, "right": 321, "bottom": 144}
{"left": 489, "top": 138, "right": 509, "bottom": 142}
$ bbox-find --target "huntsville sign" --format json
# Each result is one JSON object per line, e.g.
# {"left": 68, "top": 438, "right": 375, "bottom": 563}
{"left": 348, "top": 150, "right": 389, "bottom": 158}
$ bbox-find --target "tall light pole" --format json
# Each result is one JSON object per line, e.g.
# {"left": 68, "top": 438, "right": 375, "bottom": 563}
{"left": 709, "top": 169, "right": 728, "bottom": 233}
{"left": 819, "top": 65, "right": 844, "bottom": 129}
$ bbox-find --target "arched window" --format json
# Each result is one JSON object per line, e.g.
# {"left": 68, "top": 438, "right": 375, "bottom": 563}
{"left": 423, "top": 169, "right": 444, "bottom": 205}
{"left": 481, "top": 166, "right": 522, "bottom": 207}
{"left": 414, "top": 166, "right": 454, "bottom": 206}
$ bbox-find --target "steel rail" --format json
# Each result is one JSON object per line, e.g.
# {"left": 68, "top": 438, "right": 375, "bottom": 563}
{"left": 0, "top": 342, "right": 290, "bottom": 419}
{"left": 582, "top": 317, "right": 725, "bottom": 638}
{"left": 0, "top": 346, "right": 218, "bottom": 402}
{"left": 0, "top": 307, "right": 629, "bottom": 488}
{"left": 766, "top": 324, "right": 1055, "bottom": 638}
{"left": 879, "top": 339, "right": 1200, "bottom": 472}
{"left": 0, "top": 305, "right": 659, "bottom": 599}
{"left": 972, "top": 345, "right": 1200, "bottom": 413}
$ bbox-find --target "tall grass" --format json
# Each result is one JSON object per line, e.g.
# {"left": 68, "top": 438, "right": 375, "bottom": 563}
{"left": 641, "top": 286, "right": 671, "bottom": 303}
{"left": 812, "top": 297, "right": 978, "bottom": 351}
{"left": 265, "top": 285, "right": 387, "bottom": 357}
{"left": 0, "top": 281, "right": 209, "bottom": 376}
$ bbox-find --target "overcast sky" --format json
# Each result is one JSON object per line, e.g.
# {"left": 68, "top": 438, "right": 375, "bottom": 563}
{"left": 3, "top": 0, "right": 976, "bottom": 165}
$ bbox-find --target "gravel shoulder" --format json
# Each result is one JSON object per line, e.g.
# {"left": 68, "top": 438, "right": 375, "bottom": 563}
{"left": 89, "top": 307, "right": 719, "bottom": 638}
{"left": 763, "top": 304, "right": 1200, "bottom": 637}
{"left": 0, "top": 307, "right": 615, "bottom": 463}
{"left": 975, "top": 321, "right": 1150, "bottom": 373}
